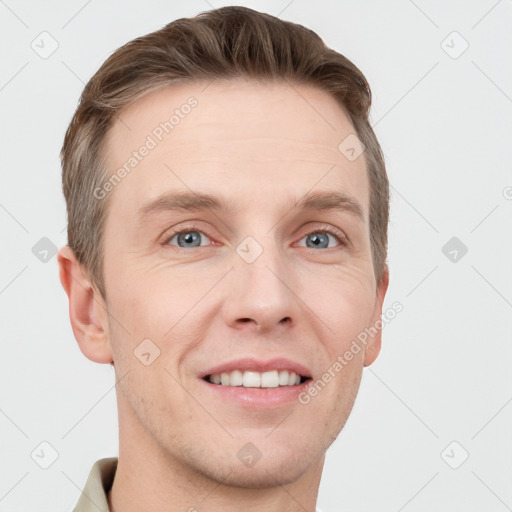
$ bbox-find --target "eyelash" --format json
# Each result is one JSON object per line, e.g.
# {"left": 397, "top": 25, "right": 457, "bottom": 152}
{"left": 161, "top": 223, "right": 348, "bottom": 249}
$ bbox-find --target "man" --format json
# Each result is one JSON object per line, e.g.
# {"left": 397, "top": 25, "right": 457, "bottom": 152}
{"left": 58, "top": 5, "right": 390, "bottom": 511}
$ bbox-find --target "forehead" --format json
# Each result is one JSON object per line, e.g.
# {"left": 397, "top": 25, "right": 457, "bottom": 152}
{"left": 103, "top": 78, "right": 369, "bottom": 222}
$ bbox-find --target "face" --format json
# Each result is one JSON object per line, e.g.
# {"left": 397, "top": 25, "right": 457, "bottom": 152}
{"left": 96, "top": 78, "right": 388, "bottom": 487}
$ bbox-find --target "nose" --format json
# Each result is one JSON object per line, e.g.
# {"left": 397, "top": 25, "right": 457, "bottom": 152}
{"left": 221, "top": 240, "right": 299, "bottom": 335}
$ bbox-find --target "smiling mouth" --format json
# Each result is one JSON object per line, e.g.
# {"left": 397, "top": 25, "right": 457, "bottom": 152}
{"left": 203, "top": 369, "right": 311, "bottom": 388}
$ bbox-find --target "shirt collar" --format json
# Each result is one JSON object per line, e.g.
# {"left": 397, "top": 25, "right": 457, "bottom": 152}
{"left": 73, "top": 457, "right": 118, "bottom": 512}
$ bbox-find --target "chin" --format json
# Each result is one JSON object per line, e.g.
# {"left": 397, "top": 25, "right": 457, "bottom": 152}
{"left": 185, "top": 438, "right": 323, "bottom": 489}
{"left": 204, "top": 457, "right": 314, "bottom": 489}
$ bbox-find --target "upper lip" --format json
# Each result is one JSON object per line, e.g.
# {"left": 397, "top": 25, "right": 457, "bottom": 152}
{"left": 199, "top": 357, "right": 312, "bottom": 379}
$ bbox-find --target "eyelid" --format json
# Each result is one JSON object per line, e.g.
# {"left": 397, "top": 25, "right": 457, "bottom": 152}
{"left": 161, "top": 222, "right": 215, "bottom": 246}
{"left": 298, "top": 223, "right": 349, "bottom": 247}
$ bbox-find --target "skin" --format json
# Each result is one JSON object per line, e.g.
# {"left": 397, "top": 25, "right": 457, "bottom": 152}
{"left": 58, "top": 78, "right": 389, "bottom": 512}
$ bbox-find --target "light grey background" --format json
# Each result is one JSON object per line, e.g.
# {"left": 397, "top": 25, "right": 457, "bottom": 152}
{"left": 1, "top": 0, "right": 511, "bottom": 510}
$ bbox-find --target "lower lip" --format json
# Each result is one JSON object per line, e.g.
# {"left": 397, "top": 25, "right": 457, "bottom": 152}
{"left": 199, "top": 378, "right": 311, "bottom": 409}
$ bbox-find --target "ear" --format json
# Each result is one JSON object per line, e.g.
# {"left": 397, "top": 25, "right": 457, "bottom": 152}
{"left": 57, "top": 245, "right": 113, "bottom": 364}
{"left": 363, "top": 265, "right": 390, "bottom": 367}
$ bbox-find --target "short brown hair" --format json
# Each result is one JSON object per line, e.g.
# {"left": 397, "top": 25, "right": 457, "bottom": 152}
{"left": 61, "top": 5, "right": 389, "bottom": 300}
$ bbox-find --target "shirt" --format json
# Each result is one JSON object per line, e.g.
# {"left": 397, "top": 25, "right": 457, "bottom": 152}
{"left": 73, "top": 457, "right": 118, "bottom": 512}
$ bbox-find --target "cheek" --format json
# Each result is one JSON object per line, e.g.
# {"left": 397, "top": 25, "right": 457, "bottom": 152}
{"left": 326, "top": 290, "right": 374, "bottom": 344}
{"left": 104, "top": 265, "right": 208, "bottom": 388}
{"left": 105, "top": 256, "right": 191, "bottom": 336}
{"left": 298, "top": 264, "right": 376, "bottom": 342}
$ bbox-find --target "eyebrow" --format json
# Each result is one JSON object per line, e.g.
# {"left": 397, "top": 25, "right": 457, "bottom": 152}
{"left": 298, "top": 191, "right": 364, "bottom": 222}
{"left": 136, "top": 190, "right": 365, "bottom": 224}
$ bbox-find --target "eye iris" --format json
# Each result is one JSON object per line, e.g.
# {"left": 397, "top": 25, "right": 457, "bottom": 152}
{"left": 178, "top": 231, "right": 201, "bottom": 247}
{"left": 307, "top": 232, "right": 329, "bottom": 249}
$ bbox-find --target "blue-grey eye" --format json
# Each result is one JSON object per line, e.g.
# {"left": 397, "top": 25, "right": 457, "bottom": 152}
{"left": 170, "top": 231, "right": 210, "bottom": 248}
{"left": 301, "top": 231, "right": 341, "bottom": 249}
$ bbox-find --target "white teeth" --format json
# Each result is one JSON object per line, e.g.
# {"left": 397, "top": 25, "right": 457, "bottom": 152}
{"left": 278, "top": 370, "right": 289, "bottom": 386}
{"left": 261, "top": 370, "right": 279, "bottom": 388}
{"left": 230, "top": 369, "right": 243, "bottom": 386}
{"left": 243, "top": 371, "right": 261, "bottom": 388}
{"left": 207, "top": 369, "right": 305, "bottom": 388}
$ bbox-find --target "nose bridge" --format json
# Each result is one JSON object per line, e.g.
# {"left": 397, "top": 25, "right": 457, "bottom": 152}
{"left": 223, "top": 230, "right": 297, "bottom": 332}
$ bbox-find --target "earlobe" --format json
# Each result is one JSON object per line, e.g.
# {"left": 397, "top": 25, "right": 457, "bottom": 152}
{"left": 363, "top": 337, "right": 381, "bottom": 367}
{"left": 57, "top": 245, "right": 113, "bottom": 364}
{"left": 363, "top": 265, "right": 390, "bottom": 367}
